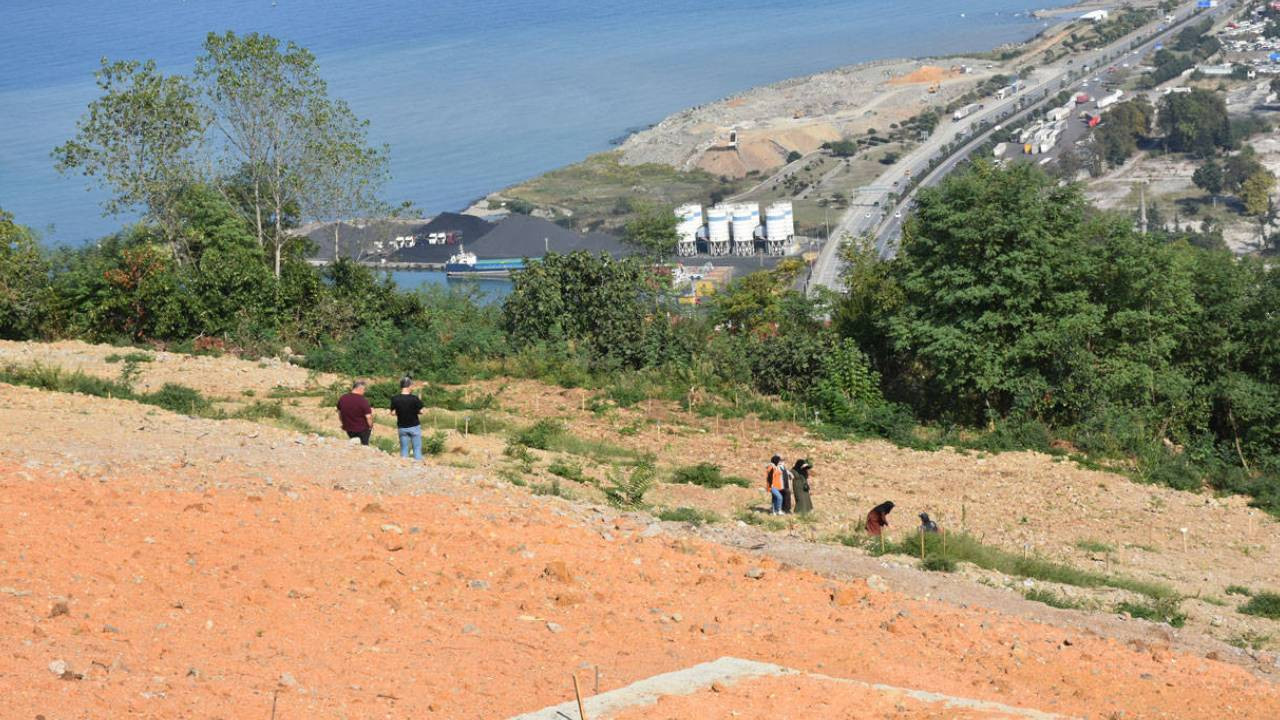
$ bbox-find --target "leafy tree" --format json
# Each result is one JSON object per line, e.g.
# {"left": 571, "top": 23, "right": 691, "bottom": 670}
{"left": 53, "top": 59, "right": 205, "bottom": 256}
{"left": 1095, "top": 99, "right": 1152, "bottom": 166}
{"left": 1241, "top": 169, "right": 1275, "bottom": 218}
{"left": 1158, "top": 89, "right": 1230, "bottom": 157}
{"left": 1224, "top": 147, "right": 1264, "bottom": 193}
{"left": 1192, "top": 159, "right": 1223, "bottom": 206}
{"left": 502, "top": 251, "right": 666, "bottom": 367}
{"left": 0, "top": 209, "right": 51, "bottom": 339}
{"left": 196, "top": 31, "right": 381, "bottom": 276}
{"left": 621, "top": 204, "right": 680, "bottom": 261}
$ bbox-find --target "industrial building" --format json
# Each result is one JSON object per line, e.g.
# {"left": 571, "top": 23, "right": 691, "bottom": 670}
{"left": 674, "top": 201, "right": 796, "bottom": 257}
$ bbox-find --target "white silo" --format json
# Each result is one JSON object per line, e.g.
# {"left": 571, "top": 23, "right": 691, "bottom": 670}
{"left": 730, "top": 202, "right": 759, "bottom": 256}
{"left": 765, "top": 201, "right": 794, "bottom": 255}
{"left": 674, "top": 203, "right": 703, "bottom": 258}
{"left": 706, "top": 205, "right": 731, "bottom": 256}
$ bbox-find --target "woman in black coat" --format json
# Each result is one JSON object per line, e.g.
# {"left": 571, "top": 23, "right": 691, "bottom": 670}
{"left": 791, "top": 459, "right": 814, "bottom": 514}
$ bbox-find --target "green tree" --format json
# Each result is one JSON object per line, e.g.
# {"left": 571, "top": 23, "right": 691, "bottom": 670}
{"left": 1095, "top": 99, "right": 1152, "bottom": 167}
{"left": 197, "top": 31, "right": 382, "bottom": 276}
{"left": 53, "top": 58, "right": 206, "bottom": 256}
{"left": 1241, "top": 169, "right": 1275, "bottom": 218}
{"left": 0, "top": 209, "right": 51, "bottom": 339}
{"left": 1158, "top": 89, "right": 1230, "bottom": 157}
{"left": 1192, "top": 159, "right": 1223, "bottom": 207}
{"left": 502, "top": 251, "right": 666, "bottom": 367}
{"left": 621, "top": 204, "right": 680, "bottom": 261}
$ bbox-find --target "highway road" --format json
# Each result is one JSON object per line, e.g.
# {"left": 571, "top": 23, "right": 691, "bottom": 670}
{"left": 807, "top": 0, "right": 1233, "bottom": 291}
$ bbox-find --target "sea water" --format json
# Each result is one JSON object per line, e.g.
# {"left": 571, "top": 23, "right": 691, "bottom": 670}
{"left": 1, "top": 0, "right": 1062, "bottom": 246}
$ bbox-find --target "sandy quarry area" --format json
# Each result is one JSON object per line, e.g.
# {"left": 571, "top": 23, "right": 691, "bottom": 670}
{"left": 619, "top": 57, "right": 1004, "bottom": 178}
{"left": 2, "top": 340, "right": 1280, "bottom": 717}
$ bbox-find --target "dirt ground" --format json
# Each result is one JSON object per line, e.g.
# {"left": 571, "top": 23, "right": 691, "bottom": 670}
{"left": 3, "top": 340, "right": 1280, "bottom": 717}
{"left": 3, "top": 379, "right": 1280, "bottom": 719}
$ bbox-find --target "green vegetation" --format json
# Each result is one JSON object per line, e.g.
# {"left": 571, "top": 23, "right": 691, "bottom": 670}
{"left": 603, "top": 461, "right": 655, "bottom": 509}
{"left": 547, "top": 459, "right": 587, "bottom": 483}
{"left": 497, "top": 152, "right": 745, "bottom": 232}
{"left": 736, "top": 508, "right": 787, "bottom": 530}
{"left": 423, "top": 430, "right": 447, "bottom": 456}
{"left": 1239, "top": 592, "right": 1280, "bottom": 620}
{"left": 1025, "top": 588, "right": 1083, "bottom": 610}
{"left": 657, "top": 506, "right": 721, "bottom": 525}
{"left": 1075, "top": 539, "right": 1115, "bottom": 554}
{"left": 510, "top": 419, "right": 563, "bottom": 450}
{"left": 920, "top": 555, "right": 956, "bottom": 572}
{"left": 531, "top": 478, "right": 574, "bottom": 499}
{"left": 1228, "top": 630, "right": 1273, "bottom": 651}
{"left": 104, "top": 351, "right": 153, "bottom": 363}
{"left": 1117, "top": 598, "right": 1187, "bottom": 628}
{"left": 669, "top": 463, "right": 751, "bottom": 489}
{"left": 1225, "top": 584, "right": 1254, "bottom": 597}
{"left": 869, "top": 530, "right": 1175, "bottom": 600}
{"left": 0, "top": 362, "right": 218, "bottom": 418}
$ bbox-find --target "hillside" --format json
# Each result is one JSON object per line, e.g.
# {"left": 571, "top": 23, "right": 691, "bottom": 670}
{"left": 2, "top": 340, "right": 1279, "bottom": 717}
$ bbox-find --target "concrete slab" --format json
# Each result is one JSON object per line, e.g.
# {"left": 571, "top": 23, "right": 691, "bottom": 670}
{"left": 506, "top": 656, "right": 1080, "bottom": 720}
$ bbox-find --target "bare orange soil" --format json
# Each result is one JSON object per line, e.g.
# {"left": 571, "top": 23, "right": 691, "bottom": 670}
{"left": 2, "top": 384, "right": 1279, "bottom": 718}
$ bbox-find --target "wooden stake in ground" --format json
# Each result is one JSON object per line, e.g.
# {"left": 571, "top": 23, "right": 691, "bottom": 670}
{"left": 572, "top": 673, "right": 589, "bottom": 720}
{"left": 1180, "top": 527, "right": 1189, "bottom": 554}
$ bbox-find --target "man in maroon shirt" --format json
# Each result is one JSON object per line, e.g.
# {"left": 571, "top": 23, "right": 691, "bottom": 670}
{"left": 336, "top": 380, "right": 374, "bottom": 445}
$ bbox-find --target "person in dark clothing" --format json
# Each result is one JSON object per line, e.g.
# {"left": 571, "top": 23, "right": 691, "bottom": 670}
{"left": 337, "top": 380, "right": 374, "bottom": 445}
{"left": 389, "top": 376, "right": 425, "bottom": 460}
{"left": 780, "top": 461, "right": 793, "bottom": 514}
{"left": 866, "top": 501, "right": 894, "bottom": 535}
{"left": 919, "top": 512, "right": 939, "bottom": 533}
{"left": 791, "top": 459, "right": 814, "bottom": 514}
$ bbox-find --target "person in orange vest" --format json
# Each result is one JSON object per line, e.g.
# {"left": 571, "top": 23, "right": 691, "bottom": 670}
{"left": 766, "top": 455, "right": 787, "bottom": 516}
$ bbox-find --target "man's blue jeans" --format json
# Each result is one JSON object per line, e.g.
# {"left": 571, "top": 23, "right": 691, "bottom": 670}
{"left": 770, "top": 488, "right": 783, "bottom": 514}
{"left": 398, "top": 425, "right": 423, "bottom": 460}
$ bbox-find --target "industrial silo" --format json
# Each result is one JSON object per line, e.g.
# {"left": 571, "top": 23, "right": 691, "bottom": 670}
{"left": 764, "top": 201, "right": 794, "bottom": 256}
{"left": 730, "top": 203, "right": 759, "bottom": 256}
{"left": 706, "top": 205, "right": 731, "bottom": 256}
{"left": 674, "top": 203, "right": 703, "bottom": 257}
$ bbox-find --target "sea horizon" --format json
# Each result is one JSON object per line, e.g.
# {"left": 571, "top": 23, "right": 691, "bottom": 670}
{"left": 2, "top": 0, "right": 1069, "bottom": 246}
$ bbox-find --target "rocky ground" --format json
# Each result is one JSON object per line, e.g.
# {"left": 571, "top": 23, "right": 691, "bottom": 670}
{"left": 618, "top": 58, "right": 1000, "bottom": 177}
{"left": 2, "top": 340, "right": 1280, "bottom": 717}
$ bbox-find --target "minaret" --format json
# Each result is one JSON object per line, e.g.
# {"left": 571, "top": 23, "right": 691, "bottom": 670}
{"left": 1139, "top": 182, "right": 1148, "bottom": 236}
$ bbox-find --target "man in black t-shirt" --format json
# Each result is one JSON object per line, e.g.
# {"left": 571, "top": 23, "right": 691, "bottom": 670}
{"left": 389, "top": 376, "right": 425, "bottom": 460}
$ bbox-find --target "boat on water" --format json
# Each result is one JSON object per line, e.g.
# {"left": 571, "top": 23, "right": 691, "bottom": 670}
{"left": 444, "top": 248, "right": 526, "bottom": 278}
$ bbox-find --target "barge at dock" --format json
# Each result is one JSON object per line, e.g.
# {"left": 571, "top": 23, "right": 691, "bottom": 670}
{"left": 444, "top": 249, "right": 526, "bottom": 277}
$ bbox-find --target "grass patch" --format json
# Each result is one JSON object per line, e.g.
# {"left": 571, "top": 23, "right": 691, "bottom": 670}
{"left": 1239, "top": 592, "right": 1280, "bottom": 620}
{"left": 920, "top": 555, "right": 956, "bottom": 572}
{"left": 657, "top": 506, "right": 721, "bottom": 526}
{"left": 1117, "top": 598, "right": 1187, "bottom": 628}
{"left": 670, "top": 462, "right": 751, "bottom": 489}
{"left": 531, "top": 478, "right": 574, "bottom": 499}
{"left": 1, "top": 363, "right": 224, "bottom": 419}
{"left": 735, "top": 508, "right": 786, "bottom": 531}
{"left": 1228, "top": 630, "right": 1273, "bottom": 651}
{"left": 547, "top": 459, "right": 587, "bottom": 483}
{"left": 371, "top": 436, "right": 400, "bottom": 455}
{"left": 1025, "top": 588, "right": 1082, "bottom": 610}
{"left": 104, "top": 351, "right": 153, "bottom": 363}
{"left": 1074, "top": 539, "right": 1115, "bottom": 553}
{"left": 1225, "top": 584, "right": 1254, "bottom": 597}
{"left": 870, "top": 531, "right": 1176, "bottom": 600}
{"left": 231, "top": 400, "right": 316, "bottom": 433}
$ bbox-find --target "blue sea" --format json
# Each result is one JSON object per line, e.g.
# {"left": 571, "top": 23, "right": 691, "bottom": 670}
{"left": 1, "top": 0, "right": 1063, "bottom": 246}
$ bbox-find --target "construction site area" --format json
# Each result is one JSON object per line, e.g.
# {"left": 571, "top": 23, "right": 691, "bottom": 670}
{"left": 2, "top": 339, "right": 1279, "bottom": 718}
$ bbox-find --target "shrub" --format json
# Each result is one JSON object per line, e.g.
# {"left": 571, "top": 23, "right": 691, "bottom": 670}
{"left": 1239, "top": 592, "right": 1280, "bottom": 620}
{"left": 670, "top": 462, "right": 751, "bottom": 489}
{"left": 423, "top": 430, "right": 447, "bottom": 456}
{"left": 139, "top": 383, "right": 215, "bottom": 416}
{"left": 1117, "top": 598, "right": 1186, "bottom": 627}
{"left": 511, "top": 419, "right": 563, "bottom": 450}
{"left": 603, "top": 461, "right": 655, "bottom": 509}
{"left": 1025, "top": 588, "right": 1081, "bottom": 609}
{"left": 657, "top": 506, "right": 720, "bottom": 525}
{"left": 920, "top": 555, "right": 956, "bottom": 572}
{"left": 1225, "top": 584, "right": 1253, "bottom": 597}
{"left": 531, "top": 478, "right": 573, "bottom": 499}
{"left": 1075, "top": 539, "right": 1115, "bottom": 553}
{"left": 548, "top": 459, "right": 587, "bottom": 483}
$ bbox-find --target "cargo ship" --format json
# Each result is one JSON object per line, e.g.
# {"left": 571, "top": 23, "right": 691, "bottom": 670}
{"left": 444, "top": 248, "right": 526, "bottom": 277}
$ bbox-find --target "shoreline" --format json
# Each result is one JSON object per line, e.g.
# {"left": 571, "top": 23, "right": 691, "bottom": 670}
{"left": 467, "top": 1, "right": 1101, "bottom": 216}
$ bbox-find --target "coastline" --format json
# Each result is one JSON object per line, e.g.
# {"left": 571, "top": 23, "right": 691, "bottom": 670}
{"left": 470, "top": 1, "right": 1096, "bottom": 218}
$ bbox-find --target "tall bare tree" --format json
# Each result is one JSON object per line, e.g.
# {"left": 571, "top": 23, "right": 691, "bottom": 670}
{"left": 298, "top": 98, "right": 389, "bottom": 261}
